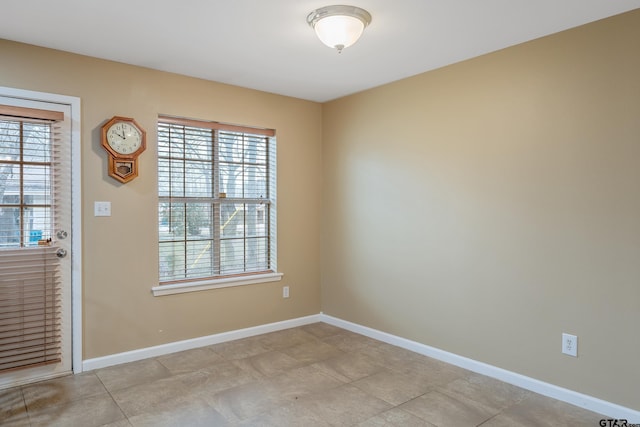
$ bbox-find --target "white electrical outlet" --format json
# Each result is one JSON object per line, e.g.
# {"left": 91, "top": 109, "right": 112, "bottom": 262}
{"left": 562, "top": 333, "right": 578, "bottom": 357}
{"left": 283, "top": 286, "right": 290, "bottom": 298}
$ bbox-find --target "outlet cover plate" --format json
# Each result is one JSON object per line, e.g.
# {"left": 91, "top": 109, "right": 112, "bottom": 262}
{"left": 562, "top": 333, "right": 578, "bottom": 357}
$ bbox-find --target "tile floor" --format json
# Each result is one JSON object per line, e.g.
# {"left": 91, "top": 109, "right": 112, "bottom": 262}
{"left": 0, "top": 322, "right": 606, "bottom": 426}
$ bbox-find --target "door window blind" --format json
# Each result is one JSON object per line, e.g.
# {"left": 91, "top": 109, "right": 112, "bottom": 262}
{"left": 0, "top": 248, "right": 60, "bottom": 371}
{"left": 0, "top": 105, "right": 65, "bottom": 372}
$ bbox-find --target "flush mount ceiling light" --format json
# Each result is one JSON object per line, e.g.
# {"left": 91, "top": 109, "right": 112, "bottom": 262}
{"left": 307, "top": 5, "right": 372, "bottom": 53}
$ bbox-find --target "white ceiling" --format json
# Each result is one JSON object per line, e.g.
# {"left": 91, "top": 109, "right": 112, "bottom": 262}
{"left": 2, "top": 1, "right": 639, "bottom": 102}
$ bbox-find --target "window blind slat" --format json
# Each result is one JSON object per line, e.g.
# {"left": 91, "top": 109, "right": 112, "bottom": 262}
{"left": 0, "top": 347, "right": 61, "bottom": 364}
{"left": 0, "top": 333, "right": 61, "bottom": 348}
{"left": 0, "top": 351, "right": 61, "bottom": 372}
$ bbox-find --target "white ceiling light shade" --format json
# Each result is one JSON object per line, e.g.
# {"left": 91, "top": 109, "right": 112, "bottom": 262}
{"left": 307, "top": 5, "right": 372, "bottom": 53}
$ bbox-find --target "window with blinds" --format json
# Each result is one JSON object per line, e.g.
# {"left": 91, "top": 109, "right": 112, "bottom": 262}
{"left": 158, "top": 116, "right": 276, "bottom": 284}
{"left": 0, "top": 106, "right": 64, "bottom": 372}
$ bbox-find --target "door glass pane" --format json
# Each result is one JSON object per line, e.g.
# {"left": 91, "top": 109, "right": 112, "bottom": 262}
{"left": 22, "top": 123, "right": 51, "bottom": 163}
{"left": 0, "top": 120, "right": 52, "bottom": 248}
{"left": 0, "top": 206, "right": 20, "bottom": 246}
{"left": 23, "top": 207, "right": 50, "bottom": 247}
{"left": 0, "top": 165, "right": 20, "bottom": 205}
{"left": 0, "top": 120, "right": 20, "bottom": 159}
{"left": 24, "top": 165, "right": 51, "bottom": 206}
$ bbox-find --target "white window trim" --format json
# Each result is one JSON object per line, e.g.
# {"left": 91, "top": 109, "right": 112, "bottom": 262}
{"left": 151, "top": 272, "right": 283, "bottom": 297}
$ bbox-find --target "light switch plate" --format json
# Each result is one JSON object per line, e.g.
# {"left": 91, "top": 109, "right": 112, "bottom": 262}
{"left": 94, "top": 201, "right": 111, "bottom": 217}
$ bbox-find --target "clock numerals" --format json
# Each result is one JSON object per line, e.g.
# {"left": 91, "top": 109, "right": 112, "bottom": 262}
{"left": 107, "top": 123, "right": 142, "bottom": 155}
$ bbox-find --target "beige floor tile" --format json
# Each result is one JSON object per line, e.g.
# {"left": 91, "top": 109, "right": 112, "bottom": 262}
{"left": 181, "top": 360, "right": 258, "bottom": 396}
{"left": 367, "top": 346, "right": 471, "bottom": 382}
{"left": 22, "top": 372, "right": 108, "bottom": 412}
{"left": 206, "top": 365, "right": 343, "bottom": 422}
{"left": 478, "top": 413, "right": 535, "bottom": 427}
{"left": 27, "top": 394, "right": 125, "bottom": 427}
{"left": 396, "top": 356, "right": 467, "bottom": 377}
{"left": 352, "top": 368, "right": 435, "bottom": 405}
{"left": 254, "top": 327, "right": 318, "bottom": 350}
{"left": 292, "top": 384, "right": 392, "bottom": 426}
{"left": 127, "top": 397, "right": 229, "bottom": 427}
{"left": 210, "top": 335, "right": 272, "bottom": 360}
{"left": 550, "top": 402, "right": 606, "bottom": 426}
{"left": 481, "top": 392, "right": 606, "bottom": 427}
{"left": 239, "top": 401, "right": 332, "bottom": 426}
{"left": 156, "top": 346, "right": 225, "bottom": 374}
{"left": 400, "top": 390, "right": 494, "bottom": 427}
{"left": 232, "top": 350, "right": 302, "bottom": 378}
{"left": 363, "top": 346, "right": 472, "bottom": 388}
{"left": 365, "top": 342, "right": 430, "bottom": 367}
{"left": 109, "top": 373, "right": 195, "bottom": 418}
{"left": 321, "top": 330, "right": 383, "bottom": 352}
{"left": 0, "top": 387, "right": 29, "bottom": 426}
{"left": 297, "top": 384, "right": 393, "bottom": 425}
{"left": 0, "top": 418, "right": 30, "bottom": 427}
{"left": 280, "top": 339, "right": 345, "bottom": 364}
{"left": 204, "top": 379, "right": 283, "bottom": 422}
{"left": 358, "top": 407, "right": 437, "bottom": 426}
{"left": 312, "top": 351, "right": 383, "bottom": 382}
{"left": 101, "top": 420, "right": 134, "bottom": 427}
{"left": 264, "top": 365, "right": 344, "bottom": 400}
{"left": 385, "top": 357, "right": 472, "bottom": 389}
{"left": 438, "top": 373, "right": 531, "bottom": 413}
{"left": 0, "top": 417, "right": 30, "bottom": 427}
{"left": 95, "top": 358, "right": 172, "bottom": 392}
{"left": 301, "top": 322, "right": 344, "bottom": 338}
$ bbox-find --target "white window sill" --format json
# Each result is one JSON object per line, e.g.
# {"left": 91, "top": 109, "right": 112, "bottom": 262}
{"left": 151, "top": 272, "right": 283, "bottom": 297}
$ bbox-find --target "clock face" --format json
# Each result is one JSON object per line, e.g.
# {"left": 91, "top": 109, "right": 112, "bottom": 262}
{"left": 106, "top": 121, "right": 143, "bottom": 155}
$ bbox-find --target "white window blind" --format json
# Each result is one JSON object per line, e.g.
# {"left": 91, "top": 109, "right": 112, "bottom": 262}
{"left": 0, "top": 248, "right": 60, "bottom": 371}
{"left": 158, "top": 116, "right": 276, "bottom": 284}
{"left": 0, "top": 105, "right": 66, "bottom": 372}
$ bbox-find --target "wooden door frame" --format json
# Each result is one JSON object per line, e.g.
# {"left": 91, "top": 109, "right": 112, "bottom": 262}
{"left": 0, "top": 86, "right": 83, "bottom": 375}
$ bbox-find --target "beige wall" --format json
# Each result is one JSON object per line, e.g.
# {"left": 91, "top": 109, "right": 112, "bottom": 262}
{"left": 322, "top": 10, "right": 640, "bottom": 410}
{"left": 1, "top": 39, "right": 323, "bottom": 359}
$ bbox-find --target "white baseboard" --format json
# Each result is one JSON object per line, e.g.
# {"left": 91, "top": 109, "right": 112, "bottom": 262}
{"left": 81, "top": 311, "right": 638, "bottom": 422}
{"left": 319, "top": 313, "right": 640, "bottom": 423}
{"left": 82, "top": 314, "right": 321, "bottom": 372}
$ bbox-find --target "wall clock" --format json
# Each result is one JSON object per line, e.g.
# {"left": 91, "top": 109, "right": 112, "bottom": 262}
{"left": 101, "top": 116, "right": 146, "bottom": 183}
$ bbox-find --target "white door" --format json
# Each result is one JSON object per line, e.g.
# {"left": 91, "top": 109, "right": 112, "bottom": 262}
{"left": 0, "top": 95, "right": 74, "bottom": 388}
